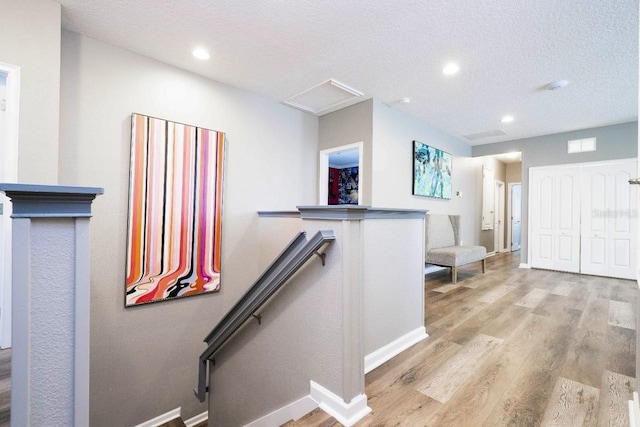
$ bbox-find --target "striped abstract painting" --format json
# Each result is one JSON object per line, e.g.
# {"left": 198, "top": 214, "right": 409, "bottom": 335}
{"left": 125, "top": 114, "right": 225, "bottom": 306}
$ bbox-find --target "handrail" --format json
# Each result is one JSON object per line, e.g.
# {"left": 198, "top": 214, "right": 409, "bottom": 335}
{"left": 195, "top": 229, "right": 336, "bottom": 402}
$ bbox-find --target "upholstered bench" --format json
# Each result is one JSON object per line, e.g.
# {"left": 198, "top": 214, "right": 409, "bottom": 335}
{"left": 425, "top": 214, "right": 486, "bottom": 283}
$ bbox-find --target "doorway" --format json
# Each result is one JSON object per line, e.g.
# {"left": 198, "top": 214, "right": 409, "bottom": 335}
{"left": 508, "top": 183, "right": 522, "bottom": 251}
{"left": 0, "top": 62, "right": 20, "bottom": 349}
{"left": 319, "top": 142, "right": 363, "bottom": 205}
{"left": 494, "top": 180, "right": 505, "bottom": 253}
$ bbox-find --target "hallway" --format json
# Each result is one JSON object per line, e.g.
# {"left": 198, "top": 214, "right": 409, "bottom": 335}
{"left": 293, "top": 251, "right": 637, "bottom": 426}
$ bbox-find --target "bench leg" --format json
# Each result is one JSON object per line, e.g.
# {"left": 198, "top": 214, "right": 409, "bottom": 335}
{"left": 452, "top": 266, "right": 457, "bottom": 284}
{"left": 482, "top": 259, "right": 486, "bottom": 273}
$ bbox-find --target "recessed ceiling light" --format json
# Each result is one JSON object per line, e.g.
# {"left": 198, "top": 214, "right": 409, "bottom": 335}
{"left": 501, "top": 115, "right": 514, "bottom": 123}
{"left": 401, "top": 97, "right": 411, "bottom": 104}
{"left": 192, "top": 48, "right": 210, "bottom": 60}
{"left": 442, "top": 62, "right": 460, "bottom": 75}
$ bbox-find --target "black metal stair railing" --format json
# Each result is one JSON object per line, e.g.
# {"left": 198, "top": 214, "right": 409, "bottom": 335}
{"left": 195, "top": 229, "right": 336, "bottom": 402}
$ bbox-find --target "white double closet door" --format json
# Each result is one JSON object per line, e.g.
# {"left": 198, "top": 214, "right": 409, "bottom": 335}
{"left": 530, "top": 159, "right": 637, "bottom": 280}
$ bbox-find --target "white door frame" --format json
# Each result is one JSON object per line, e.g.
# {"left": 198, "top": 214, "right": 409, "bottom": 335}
{"left": 0, "top": 62, "right": 20, "bottom": 349}
{"left": 318, "top": 142, "right": 363, "bottom": 205}
{"left": 507, "top": 182, "right": 522, "bottom": 252}
{"left": 494, "top": 180, "right": 505, "bottom": 252}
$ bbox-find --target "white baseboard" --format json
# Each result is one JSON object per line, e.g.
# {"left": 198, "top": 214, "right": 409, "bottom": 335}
{"left": 486, "top": 251, "right": 496, "bottom": 257}
{"left": 364, "top": 327, "right": 428, "bottom": 374}
{"left": 519, "top": 263, "right": 531, "bottom": 269}
{"left": 135, "top": 407, "right": 181, "bottom": 427}
{"left": 629, "top": 391, "right": 640, "bottom": 427}
{"left": 310, "top": 381, "right": 371, "bottom": 427}
{"left": 185, "top": 411, "right": 208, "bottom": 427}
{"left": 244, "top": 395, "right": 317, "bottom": 427}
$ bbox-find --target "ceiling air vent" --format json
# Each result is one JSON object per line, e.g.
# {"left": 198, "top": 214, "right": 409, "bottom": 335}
{"left": 284, "top": 79, "right": 363, "bottom": 115}
{"left": 463, "top": 129, "right": 507, "bottom": 141}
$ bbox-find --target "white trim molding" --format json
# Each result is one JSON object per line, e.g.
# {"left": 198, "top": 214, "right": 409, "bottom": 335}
{"left": 310, "top": 381, "right": 371, "bottom": 427}
{"left": 134, "top": 407, "right": 181, "bottom": 427}
{"left": 519, "top": 263, "right": 531, "bottom": 269}
{"left": 364, "top": 327, "right": 427, "bottom": 373}
{"left": 244, "top": 395, "right": 317, "bottom": 427}
{"left": 185, "top": 411, "right": 208, "bottom": 427}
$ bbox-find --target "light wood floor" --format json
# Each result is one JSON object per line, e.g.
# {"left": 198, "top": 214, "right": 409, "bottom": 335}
{"left": 0, "top": 349, "right": 9, "bottom": 427}
{"left": 289, "top": 251, "right": 638, "bottom": 426}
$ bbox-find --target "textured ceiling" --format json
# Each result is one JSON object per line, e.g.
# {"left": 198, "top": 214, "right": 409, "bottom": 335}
{"left": 56, "top": 0, "right": 638, "bottom": 145}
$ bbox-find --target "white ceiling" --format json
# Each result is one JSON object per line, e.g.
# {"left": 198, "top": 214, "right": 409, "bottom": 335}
{"left": 56, "top": 0, "right": 638, "bottom": 146}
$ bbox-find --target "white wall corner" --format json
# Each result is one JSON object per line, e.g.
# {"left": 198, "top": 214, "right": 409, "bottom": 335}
{"left": 134, "top": 407, "right": 181, "bottom": 427}
{"left": 185, "top": 411, "right": 208, "bottom": 427}
{"left": 364, "top": 327, "right": 427, "bottom": 374}
{"left": 518, "top": 263, "right": 531, "bottom": 269}
{"left": 243, "top": 395, "right": 318, "bottom": 427}
{"left": 310, "top": 381, "right": 371, "bottom": 427}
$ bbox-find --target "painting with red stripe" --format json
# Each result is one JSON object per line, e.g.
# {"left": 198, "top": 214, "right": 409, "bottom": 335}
{"left": 125, "top": 113, "right": 225, "bottom": 306}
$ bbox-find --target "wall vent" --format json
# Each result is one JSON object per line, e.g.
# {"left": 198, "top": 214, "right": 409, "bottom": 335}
{"left": 568, "top": 137, "right": 596, "bottom": 153}
{"left": 463, "top": 129, "right": 507, "bottom": 141}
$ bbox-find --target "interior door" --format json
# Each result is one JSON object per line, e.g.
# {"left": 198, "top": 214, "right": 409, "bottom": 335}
{"left": 581, "top": 160, "right": 637, "bottom": 279}
{"left": 530, "top": 169, "right": 556, "bottom": 269}
{"left": 494, "top": 181, "right": 505, "bottom": 252}
{"left": 530, "top": 166, "right": 581, "bottom": 272}
{"left": 482, "top": 167, "right": 495, "bottom": 230}
{"left": 511, "top": 184, "right": 521, "bottom": 251}
{"left": 553, "top": 168, "right": 581, "bottom": 273}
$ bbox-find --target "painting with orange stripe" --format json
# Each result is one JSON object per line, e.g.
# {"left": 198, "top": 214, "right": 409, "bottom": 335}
{"left": 125, "top": 113, "right": 225, "bottom": 306}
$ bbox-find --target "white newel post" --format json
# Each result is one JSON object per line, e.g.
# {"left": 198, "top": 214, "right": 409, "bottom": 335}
{"left": 0, "top": 184, "right": 103, "bottom": 427}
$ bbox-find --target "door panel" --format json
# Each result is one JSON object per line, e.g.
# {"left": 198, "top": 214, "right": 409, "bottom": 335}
{"left": 531, "top": 169, "right": 555, "bottom": 269}
{"left": 581, "top": 160, "right": 637, "bottom": 279}
{"left": 530, "top": 167, "right": 580, "bottom": 273}
{"left": 554, "top": 168, "right": 581, "bottom": 273}
{"left": 511, "top": 184, "right": 521, "bottom": 251}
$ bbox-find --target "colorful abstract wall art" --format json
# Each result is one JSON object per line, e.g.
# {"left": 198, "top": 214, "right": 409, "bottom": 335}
{"left": 125, "top": 114, "right": 225, "bottom": 306}
{"left": 413, "top": 140, "right": 452, "bottom": 199}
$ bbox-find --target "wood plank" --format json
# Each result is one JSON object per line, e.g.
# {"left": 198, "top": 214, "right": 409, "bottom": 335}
{"left": 432, "top": 283, "right": 461, "bottom": 293}
{"left": 515, "top": 288, "right": 550, "bottom": 309}
{"left": 365, "top": 337, "right": 463, "bottom": 403}
{"left": 500, "top": 313, "right": 556, "bottom": 358}
{"left": 532, "top": 294, "right": 582, "bottom": 325}
{"left": 608, "top": 300, "right": 635, "bottom": 330}
{"left": 597, "top": 370, "right": 635, "bottom": 427}
{"left": 539, "top": 377, "right": 599, "bottom": 426}
{"left": 427, "top": 349, "right": 525, "bottom": 427}
{"left": 482, "top": 318, "right": 577, "bottom": 426}
{"left": 604, "top": 325, "right": 636, "bottom": 378}
{"left": 479, "top": 304, "right": 530, "bottom": 340}
{"left": 551, "top": 280, "right": 574, "bottom": 296}
{"left": 560, "top": 328, "right": 605, "bottom": 389}
{"left": 417, "top": 334, "right": 503, "bottom": 403}
{"left": 358, "top": 389, "right": 441, "bottom": 426}
{"left": 578, "top": 293, "right": 609, "bottom": 334}
{"left": 476, "top": 285, "right": 516, "bottom": 304}
{"left": 610, "top": 280, "right": 637, "bottom": 304}
{"left": 444, "top": 290, "right": 529, "bottom": 345}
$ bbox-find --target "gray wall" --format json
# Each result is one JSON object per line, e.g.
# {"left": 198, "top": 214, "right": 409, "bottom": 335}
{"left": 506, "top": 162, "right": 522, "bottom": 184}
{"left": 59, "top": 31, "right": 319, "bottom": 426}
{"left": 369, "top": 101, "right": 479, "bottom": 246}
{"left": 473, "top": 122, "right": 638, "bottom": 262}
{"left": 319, "top": 100, "right": 373, "bottom": 205}
{"left": 0, "top": 0, "right": 61, "bottom": 183}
